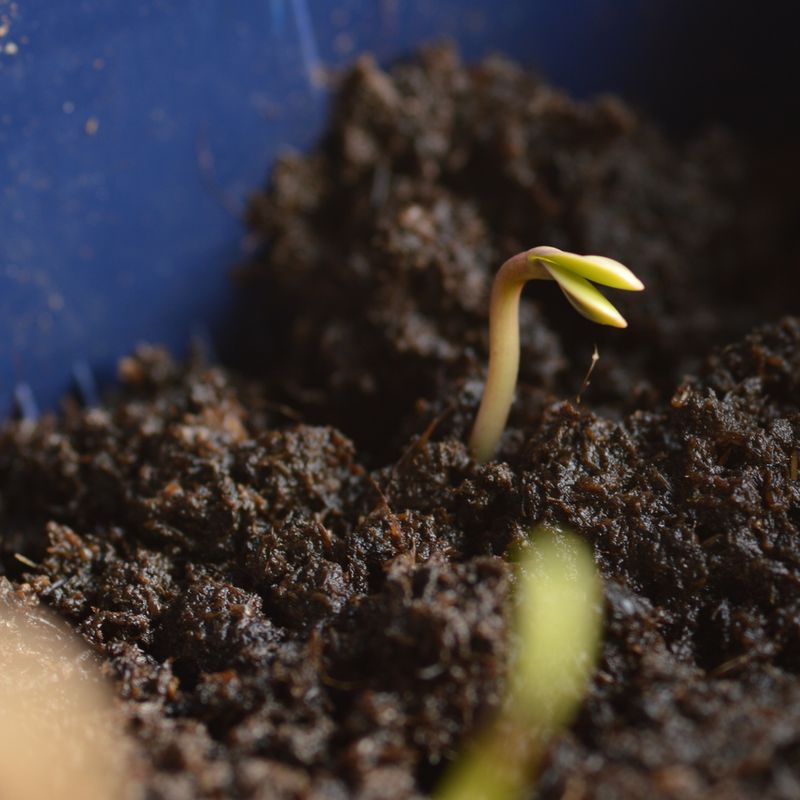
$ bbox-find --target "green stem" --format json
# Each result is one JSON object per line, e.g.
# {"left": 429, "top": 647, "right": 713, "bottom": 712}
{"left": 469, "top": 248, "right": 553, "bottom": 463}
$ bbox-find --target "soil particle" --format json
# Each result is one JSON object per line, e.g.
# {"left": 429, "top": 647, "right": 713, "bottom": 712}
{"left": 2, "top": 46, "right": 800, "bottom": 799}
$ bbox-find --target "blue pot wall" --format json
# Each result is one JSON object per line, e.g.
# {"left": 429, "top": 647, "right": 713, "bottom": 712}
{"left": 0, "top": 1, "right": 795, "bottom": 416}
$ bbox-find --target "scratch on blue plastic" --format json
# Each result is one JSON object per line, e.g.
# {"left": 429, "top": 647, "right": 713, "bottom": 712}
{"left": 290, "top": 0, "right": 323, "bottom": 92}
{"left": 270, "top": 0, "right": 287, "bottom": 35}
{"left": 13, "top": 383, "right": 38, "bottom": 422}
{"left": 72, "top": 361, "right": 98, "bottom": 408}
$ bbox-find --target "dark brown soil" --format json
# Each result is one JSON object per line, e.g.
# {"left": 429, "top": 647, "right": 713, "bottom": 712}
{"left": 2, "top": 45, "right": 799, "bottom": 799}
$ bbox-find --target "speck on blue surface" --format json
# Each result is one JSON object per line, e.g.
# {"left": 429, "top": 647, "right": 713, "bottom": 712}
{"left": 0, "top": 0, "right": 795, "bottom": 416}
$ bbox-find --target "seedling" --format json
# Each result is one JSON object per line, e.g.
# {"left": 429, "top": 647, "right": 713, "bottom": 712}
{"left": 469, "top": 246, "right": 644, "bottom": 462}
{"left": 435, "top": 528, "right": 602, "bottom": 800}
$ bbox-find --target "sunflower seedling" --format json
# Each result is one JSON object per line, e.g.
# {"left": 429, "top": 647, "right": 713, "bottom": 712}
{"left": 469, "top": 246, "right": 644, "bottom": 462}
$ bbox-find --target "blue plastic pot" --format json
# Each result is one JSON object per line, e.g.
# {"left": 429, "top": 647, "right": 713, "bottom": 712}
{"left": 0, "top": 1, "right": 795, "bottom": 417}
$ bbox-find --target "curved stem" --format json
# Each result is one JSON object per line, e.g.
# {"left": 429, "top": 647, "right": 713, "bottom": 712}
{"left": 469, "top": 248, "right": 553, "bottom": 463}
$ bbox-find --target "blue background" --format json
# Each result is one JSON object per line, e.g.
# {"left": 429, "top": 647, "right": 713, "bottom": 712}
{"left": 0, "top": 0, "right": 795, "bottom": 416}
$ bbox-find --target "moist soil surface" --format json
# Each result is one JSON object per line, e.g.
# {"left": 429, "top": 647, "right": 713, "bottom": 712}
{"left": 2, "top": 45, "right": 800, "bottom": 799}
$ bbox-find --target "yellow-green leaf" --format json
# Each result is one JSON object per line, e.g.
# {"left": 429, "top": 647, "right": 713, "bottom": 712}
{"left": 533, "top": 250, "right": 644, "bottom": 291}
{"left": 543, "top": 262, "right": 628, "bottom": 328}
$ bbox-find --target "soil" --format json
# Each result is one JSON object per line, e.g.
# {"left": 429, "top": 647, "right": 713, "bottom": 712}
{"left": 1, "top": 44, "right": 799, "bottom": 800}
